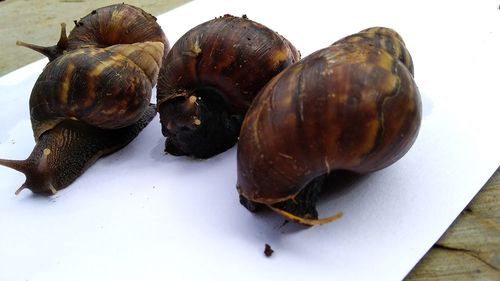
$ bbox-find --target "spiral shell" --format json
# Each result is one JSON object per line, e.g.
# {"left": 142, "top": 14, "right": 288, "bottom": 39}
{"left": 156, "top": 14, "right": 300, "bottom": 158}
{"left": 17, "top": 3, "right": 170, "bottom": 63}
{"left": 16, "top": 3, "right": 169, "bottom": 141}
{"left": 0, "top": 4, "right": 167, "bottom": 195}
{"left": 237, "top": 27, "right": 421, "bottom": 225}
{"left": 69, "top": 4, "right": 168, "bottom": 49}
{"left": 30, "top": 41, "right": 164, "bottom": 140}
{"left": 334, "top": 27, "right": 414, "bottom": 75}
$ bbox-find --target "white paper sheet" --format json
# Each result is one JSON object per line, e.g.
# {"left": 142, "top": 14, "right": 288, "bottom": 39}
{"left": 0, "top": 0, "right": 499, "bottom": 280}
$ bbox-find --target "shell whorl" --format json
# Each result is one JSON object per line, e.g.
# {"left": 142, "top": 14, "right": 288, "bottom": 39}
{"left": 17, "top": 3, "right": 168, "bottom": 140}
{"left": 157, "top": 14, "right": 300, "bottom": 114}
{"left": 106, "top": 41, "right": 164, "bottom": 85}
{"left": 16, "top": 3, "right": 169, "bottom": 64}
{"left": 237, "top": 30, "right": 421, "bottom": 205}
{"left": 30, "top": 41, "right": 164, "bottom": 140}
{"left": 334, "top": 27, "right": 414, "bottom": 75}
{"left": 68, "top": 4, "right": 169, "bottom": 51}
{"left": 155, "top": 14, "right": 300, "bottom": 158}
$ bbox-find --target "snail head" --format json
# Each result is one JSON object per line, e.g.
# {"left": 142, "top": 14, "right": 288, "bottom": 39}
{"left": 0, "top": 147, "right": 58, "bottom": 195}
{"left": 159, "top": 88, "right": 242, "bottom": 158}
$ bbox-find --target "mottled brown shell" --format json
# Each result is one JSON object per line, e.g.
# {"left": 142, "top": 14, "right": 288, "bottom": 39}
{"left": 334, "top": 27, "right": 414, "bottom": 75}
{"left": 156, "top": 14, "right": 300, "bottom": 158}
{"left": 17, "top": 3, "right": 169, "bottom": 63}
{"left": 30, "top": 42, "right": 164, "bottom": 140}
{"left": 237, "top": 28, "right": 421, "bottom": 224}
{"left": 157, "top": 14, "right": 299, "bottom": 113}
{"left": 16, "top": 3, "right": 169, "bottom": 140}
{"left": 68, "top": 4, "right": 169, "bottom": 56}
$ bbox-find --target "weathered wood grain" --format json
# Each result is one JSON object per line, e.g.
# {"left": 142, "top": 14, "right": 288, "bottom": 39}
{"left": 406, "top": 168, "right": 500, "bottom": 280}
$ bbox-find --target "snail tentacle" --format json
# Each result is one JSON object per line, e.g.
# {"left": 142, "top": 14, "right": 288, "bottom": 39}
{"left": 16, "top": 23, "right": 68, "bottom": 61}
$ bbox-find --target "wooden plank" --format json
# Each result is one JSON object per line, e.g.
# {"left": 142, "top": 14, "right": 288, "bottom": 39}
{"left": 406, "top": 168, "right": 500, "bottom": 280}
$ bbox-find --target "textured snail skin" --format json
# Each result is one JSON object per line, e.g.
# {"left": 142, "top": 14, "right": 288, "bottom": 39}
{"left": 237, "top": 27, "right": 422, "bottom": 225}
{"left": 0, "top": 4, "right": 167, "bottom": 195}
{"left": 0, "top": 105, "right": 156, "bottom": 195}
{"left": 157, "top": 14, "right": 300, "bottom": 159}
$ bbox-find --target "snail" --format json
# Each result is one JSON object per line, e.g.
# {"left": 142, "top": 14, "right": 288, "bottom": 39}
{"left": 236, "top": 27, "right": 422, "bottom": 226}
{"left": 156, "top": 14, "right": 300, "bottom": 158}
{"left": 16, "top": 3, "right": 169, "bottom": 63}
{"left": 0, "top": 4, "right": 169, "bottom": 195}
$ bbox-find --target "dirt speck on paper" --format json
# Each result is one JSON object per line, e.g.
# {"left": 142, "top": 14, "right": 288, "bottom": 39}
{"left": 264, "top": 243, "right": 274, "bottom": 257}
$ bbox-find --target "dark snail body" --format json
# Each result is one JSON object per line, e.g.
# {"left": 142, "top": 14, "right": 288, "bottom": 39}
{"left": 0, "top": 105, "right": 156, "bottom": 195}
{"left": 237, "top": 27, "right": 422, "bottom": 225}
{"left": 157, "top": 14, "right": 300, "bottom": 158}
{"left": 0, "top": 4, "right": 168, "bottom": 195}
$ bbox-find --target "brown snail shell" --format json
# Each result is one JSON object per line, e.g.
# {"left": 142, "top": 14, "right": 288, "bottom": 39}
{"left": 30, "top": 42, "right": 164, "bottom": 140}
{"left": 0, "top": 4, "right": 168, "bottom": 195}
{"left": 237, "top": 27, "right": 422, "bottom": 225}
{"left": 334, "top": 27, "right": 414, "bottom": 75}
{"left": 156, "top": 14, "right": 300, "bottom": 159}
{"left": 17, "top": 3, "right": 169, "bottom": 63}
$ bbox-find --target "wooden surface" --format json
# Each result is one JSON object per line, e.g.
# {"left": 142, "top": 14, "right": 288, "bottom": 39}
{"left": 406, "top": 169, "right": 500, "bottom": 280}
{"left": 0, "top": 0, "right": 498, "bottom": 279}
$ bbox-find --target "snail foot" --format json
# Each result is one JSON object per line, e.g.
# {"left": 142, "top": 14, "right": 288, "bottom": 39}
{"left": 0, "top": 104, "right": 156, "bottom": 195}
{"left": 269, "top": 175, "right": 343, "bottom": 226}
{"left": 239, "top": 194, "right": 264, "bottom": 212}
